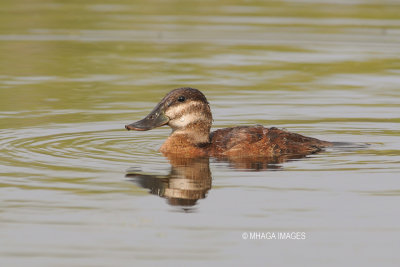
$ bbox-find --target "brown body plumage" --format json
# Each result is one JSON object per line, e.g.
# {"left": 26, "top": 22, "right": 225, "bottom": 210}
{"left": 125, "top": 87, "right": 332, "bottom": 158}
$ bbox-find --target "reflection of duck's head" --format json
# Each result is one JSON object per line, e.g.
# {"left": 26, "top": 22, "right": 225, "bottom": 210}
{"left": 125, "top": 87, "right": 212, "bottom": 146}
{"left": 126, "top": 157, "right": 212, "bottom": 209}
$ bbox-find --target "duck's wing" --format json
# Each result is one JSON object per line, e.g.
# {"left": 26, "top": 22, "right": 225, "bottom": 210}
{"left": 209, "top": 125, "right": 331, "bottom": 157}
{"left": 265, "top": 126, "right": 332, "bottom": 154}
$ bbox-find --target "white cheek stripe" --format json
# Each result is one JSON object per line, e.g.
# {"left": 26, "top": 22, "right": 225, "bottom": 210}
{"left": 165, "top": 101, "right": 204, "bottom": 118}
{"left": 170, "top": 113, "right": 202, "bottom": 128}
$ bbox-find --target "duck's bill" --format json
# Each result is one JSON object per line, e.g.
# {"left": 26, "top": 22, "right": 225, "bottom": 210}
{"left": 125, "top": 105, "right": 169, "bottom": 131}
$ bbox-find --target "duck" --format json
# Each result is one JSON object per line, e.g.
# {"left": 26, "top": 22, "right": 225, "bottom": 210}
{"left": 125, "top": 87, "right": 332, "bottom": 158}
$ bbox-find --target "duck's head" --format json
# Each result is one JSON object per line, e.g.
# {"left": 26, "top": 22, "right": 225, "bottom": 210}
{"left": 125, "top": 87, "right": 213, "bottom": 143}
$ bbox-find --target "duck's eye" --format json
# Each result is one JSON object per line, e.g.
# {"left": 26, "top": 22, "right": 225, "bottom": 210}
{"left": 178, "top": 96, "right": 186, "bottom": 102}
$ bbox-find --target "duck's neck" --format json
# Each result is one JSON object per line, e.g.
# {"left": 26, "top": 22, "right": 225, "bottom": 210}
{"left": 171, "top": 121, "right": 211, "bottom": 145}
{"left": 162, "top": 102, "right": 213, "bottom": 153}
{"left": 159, "top": 122, "right": 211, "bottom": 156}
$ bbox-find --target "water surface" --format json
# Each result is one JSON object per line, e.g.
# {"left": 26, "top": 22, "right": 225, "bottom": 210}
{"left": 1, "top": 0, "right": 400, "bottom": 266}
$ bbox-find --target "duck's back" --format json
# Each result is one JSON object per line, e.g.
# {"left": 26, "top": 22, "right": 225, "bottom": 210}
{"left": 209, "top": 125, "right": 332, "bottom": 157}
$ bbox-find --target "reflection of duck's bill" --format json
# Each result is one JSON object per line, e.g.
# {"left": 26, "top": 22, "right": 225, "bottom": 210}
{"left": 125, "top": 103, "right": 170, "bottom": 131}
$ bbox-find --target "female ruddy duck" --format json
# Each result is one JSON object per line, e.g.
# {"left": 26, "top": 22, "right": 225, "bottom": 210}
{"left": 125, "top": 87, "right": 332, "bottom": 158}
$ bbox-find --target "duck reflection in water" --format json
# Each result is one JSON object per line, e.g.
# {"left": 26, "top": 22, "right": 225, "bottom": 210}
{"left": 126, "top": 157, "right": 212, "bottom": 208}
{"left": 125, "top": 87, "right": 333, "bottom": 207}
{"left": 126, "top": 153, "right": 310, "bottom": 208}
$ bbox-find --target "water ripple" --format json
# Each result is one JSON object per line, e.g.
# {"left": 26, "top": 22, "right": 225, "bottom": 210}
{"left": 0, "top": 122, "right": 167, "bottom": 179}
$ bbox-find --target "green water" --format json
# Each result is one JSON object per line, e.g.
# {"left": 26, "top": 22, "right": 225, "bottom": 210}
{"left": 1, "top": 0, "right": 400, "bottom": 266}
